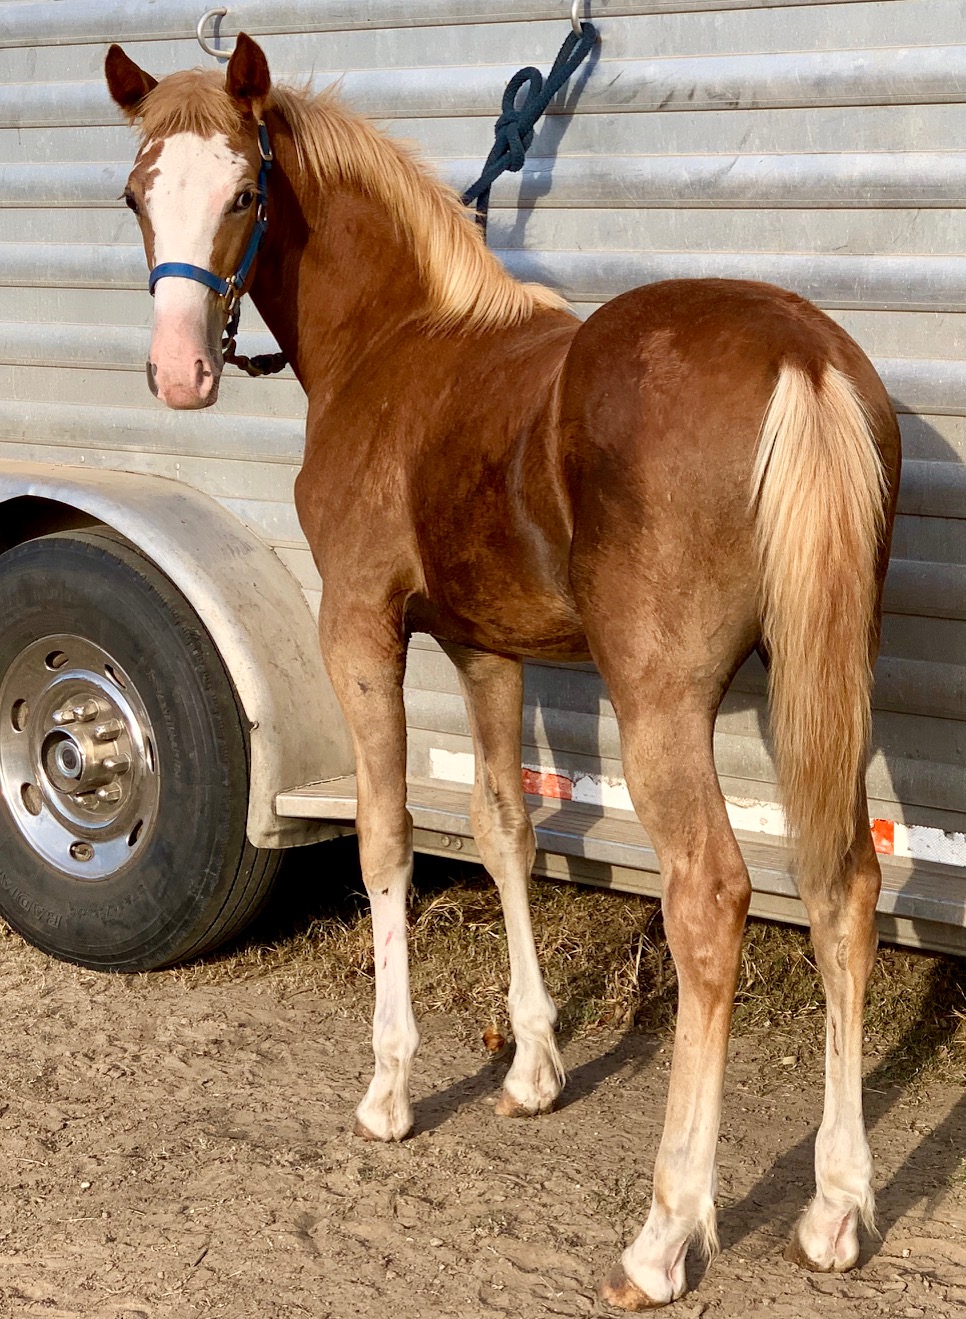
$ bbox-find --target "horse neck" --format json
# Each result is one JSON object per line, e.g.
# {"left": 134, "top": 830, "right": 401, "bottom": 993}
{"left": 250, "top": 118, "right": 428, "bottom": 403}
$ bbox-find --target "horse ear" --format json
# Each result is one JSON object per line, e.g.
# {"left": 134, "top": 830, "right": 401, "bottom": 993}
{"left": 105, "top": 44, "right": 158, "bottom": 117}
{"left": 226, "top": 33, "right": 272, "bottom": 111}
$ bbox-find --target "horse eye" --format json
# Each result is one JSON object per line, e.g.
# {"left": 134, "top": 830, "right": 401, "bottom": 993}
{"left": 233, "top": 190, "right": 255, "bottom": 213}
{"left": 123, "top": 191, "right": 139, "bottom": 215}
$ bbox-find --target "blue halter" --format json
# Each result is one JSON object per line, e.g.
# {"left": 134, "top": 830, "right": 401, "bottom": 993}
{"left": 147, "top": 120, "right": 273, "bottom": 318}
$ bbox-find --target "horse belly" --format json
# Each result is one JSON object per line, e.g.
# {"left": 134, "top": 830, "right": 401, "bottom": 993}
{"left": 409, "top": 547, "right": 589, "bottom": 662}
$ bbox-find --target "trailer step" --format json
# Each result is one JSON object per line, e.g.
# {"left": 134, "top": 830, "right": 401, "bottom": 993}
{"left": 277, "top": 776, "right": 966, "bottom": 956}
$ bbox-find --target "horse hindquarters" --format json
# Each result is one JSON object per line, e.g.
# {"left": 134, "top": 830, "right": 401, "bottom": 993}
{"left": 563, "top": 291, "right": 767, "bottom": 1306}
{"left": 560, "top": 280, "right": 898, "bottom": 1304}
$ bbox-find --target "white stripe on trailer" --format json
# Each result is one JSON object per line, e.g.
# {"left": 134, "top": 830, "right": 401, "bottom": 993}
{"left": 426, "top": 748, "right": 966, "bottom": 868}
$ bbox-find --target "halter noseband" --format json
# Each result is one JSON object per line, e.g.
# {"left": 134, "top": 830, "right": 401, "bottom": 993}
{"left": 147, "top": 120, "right": 273, "bottom": 325}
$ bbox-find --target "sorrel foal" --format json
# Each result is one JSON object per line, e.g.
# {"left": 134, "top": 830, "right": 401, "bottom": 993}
{"left": 106, "top": 35, "right": 900, "bottom": 1308}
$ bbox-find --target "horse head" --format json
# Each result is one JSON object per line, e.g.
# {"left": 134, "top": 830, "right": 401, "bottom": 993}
{"left": 105, "top": 34, "right": 273, "bottom": 409}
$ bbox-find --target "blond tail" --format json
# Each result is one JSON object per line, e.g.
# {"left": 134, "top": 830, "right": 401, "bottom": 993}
{"left": 751, "top": 362, "right": 887, "bottom": 893}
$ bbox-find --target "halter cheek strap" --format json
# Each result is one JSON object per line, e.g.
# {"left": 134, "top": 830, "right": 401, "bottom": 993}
{"left": 147, "top": 120, "right": 273, "bottom": 316}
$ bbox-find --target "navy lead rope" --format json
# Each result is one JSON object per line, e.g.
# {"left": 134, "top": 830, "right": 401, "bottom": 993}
{"left": 461, "top": 20, "right": 598, "bottom": 238}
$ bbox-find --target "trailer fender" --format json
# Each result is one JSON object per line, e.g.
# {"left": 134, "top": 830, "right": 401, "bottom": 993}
{"left": 0, "top": 461, "right": 353, "bottom": 849}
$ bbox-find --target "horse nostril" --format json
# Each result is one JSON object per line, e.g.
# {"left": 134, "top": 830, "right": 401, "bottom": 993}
{"left": 145, "top": 361, "right": 159, "bottom": 397}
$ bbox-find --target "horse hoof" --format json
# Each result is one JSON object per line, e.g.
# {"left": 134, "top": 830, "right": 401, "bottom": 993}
{"left": 784, "top": 1212, "right": 859, "bottom": 1273}
{"left": 494, "top": 1090, "right": 557, "bottom": 1118}
{"left": 784, "top": 1231, "right": 828, "bottom": 1272}
{"left": 353, "top": 1116, "right": 413, "bottom": 1142}
{"left": 598, "top": 1263, "right": 666, "bottom": 1310}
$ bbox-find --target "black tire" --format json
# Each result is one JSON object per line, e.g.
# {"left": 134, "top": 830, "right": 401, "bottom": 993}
{"left": 0, "top": 529, "right": 282, "bottom": 970}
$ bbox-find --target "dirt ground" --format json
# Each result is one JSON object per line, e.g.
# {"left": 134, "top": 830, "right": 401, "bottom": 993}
{"left": 0, "top": 855, "right": 963, "bottom": 1319}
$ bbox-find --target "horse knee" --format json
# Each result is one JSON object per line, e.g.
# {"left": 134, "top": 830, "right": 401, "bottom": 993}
{"left": 358, "top": 818, "right": 413, "bottom": 891}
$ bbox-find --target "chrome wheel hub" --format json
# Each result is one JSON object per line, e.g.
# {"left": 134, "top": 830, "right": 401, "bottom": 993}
{"left": 0, "top": 635, "right": 160, "bottom": 879}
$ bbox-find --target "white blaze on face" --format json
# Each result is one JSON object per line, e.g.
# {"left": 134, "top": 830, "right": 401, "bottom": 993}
{"left": 143, "top": 132, "right": 249, "bottom": 409}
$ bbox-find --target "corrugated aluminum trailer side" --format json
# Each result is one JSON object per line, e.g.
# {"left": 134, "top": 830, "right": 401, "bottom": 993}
{"left": 0, "top": 0, "right": 963, "bottom": 962}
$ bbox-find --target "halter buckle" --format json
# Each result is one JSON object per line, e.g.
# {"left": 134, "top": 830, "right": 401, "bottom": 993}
{"left": 257, "top": 121, "right": 273, "bottom": 164}
{"left": 223, "top": 277, "right": 241, "bottom": 315}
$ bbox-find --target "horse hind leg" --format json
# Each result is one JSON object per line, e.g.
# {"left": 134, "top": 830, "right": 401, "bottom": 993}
{"left": 442, "top": 643, "right": 564, "bottom": 1116}
{"left": 598, "top": 691, "right": 751, "bottom": 1309}
{"left": 786, "top": 792, "right": 880, "bottom": 1273}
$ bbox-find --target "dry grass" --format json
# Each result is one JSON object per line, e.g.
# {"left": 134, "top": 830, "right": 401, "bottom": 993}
{"left": 172, "top": 839, "right": 966, "bottom": 1083}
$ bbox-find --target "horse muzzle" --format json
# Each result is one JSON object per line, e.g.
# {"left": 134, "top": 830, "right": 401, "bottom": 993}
{"left": 145, "top": 355, "right": 220, "bottom": 410}
{"left": 146, "top": 302, "right": 222, "bottom": 409}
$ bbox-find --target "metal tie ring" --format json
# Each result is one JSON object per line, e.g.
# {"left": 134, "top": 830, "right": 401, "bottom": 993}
{"left": 197, "top": 7, "right": 231, "bottom": 60}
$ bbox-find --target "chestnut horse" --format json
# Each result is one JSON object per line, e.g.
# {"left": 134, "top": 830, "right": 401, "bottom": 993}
{"left": 106, "top": 34, "right": 900, "bottom": 1309}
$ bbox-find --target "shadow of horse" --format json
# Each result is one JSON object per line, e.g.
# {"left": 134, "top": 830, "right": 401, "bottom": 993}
{"left": 412, "top": 1027, "right": 660, "bottom": 1134}
{"left": 720, "top": 952, "right": 966, "bottom": 1257}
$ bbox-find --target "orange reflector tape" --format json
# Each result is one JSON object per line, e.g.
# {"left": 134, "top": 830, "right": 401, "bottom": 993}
{"left": 521, "top": 768, "right": 573, "bottom": 800}
{"left": 871, "top": 819, "right": 895, "bottom": 855}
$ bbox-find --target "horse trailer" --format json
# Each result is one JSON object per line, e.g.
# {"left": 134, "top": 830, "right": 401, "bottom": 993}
{"left": 0, "top": 0, "right": 963, "bottom": 967}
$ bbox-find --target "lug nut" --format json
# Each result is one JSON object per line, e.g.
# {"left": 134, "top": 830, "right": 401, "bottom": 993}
{"left": 70, "top": 791, "right": 100, "bottom": 812}
{"left": 96, "top": 784, "right": 122, "bottom": 804}
{"left": 103, "top": 755, "right": 130, "bottom": 775}
{"left": 94, "top": 719, "right": 123, "bottom": 742}
{"left": 52, "top": 698, "right": 98, "bottom": 726}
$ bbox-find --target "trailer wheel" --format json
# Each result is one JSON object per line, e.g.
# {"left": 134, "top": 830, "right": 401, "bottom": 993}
{"left": 0, "top": 529, "right": 282, "bottom": 970}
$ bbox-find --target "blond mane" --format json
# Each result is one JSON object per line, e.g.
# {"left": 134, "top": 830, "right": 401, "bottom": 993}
{"left": 136, "top": 70, "right": 569, "bottom": 333}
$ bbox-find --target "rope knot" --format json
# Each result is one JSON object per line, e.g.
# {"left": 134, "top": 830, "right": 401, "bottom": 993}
{"left": 492, "top": 113, "right": 533, "bottom": 173}
{"left": 460, "top": 23, "right": 598, "bottom": 235}
{"left": 493, "top": 67, "right": 543, "bottom": 172}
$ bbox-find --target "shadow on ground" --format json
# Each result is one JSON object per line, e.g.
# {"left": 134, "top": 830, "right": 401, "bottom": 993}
{"left": 215, "top": 835, "right": 964, "bottom": 1248}
{"left": 722, "top": 953, "right": 966, "bottom": 1258}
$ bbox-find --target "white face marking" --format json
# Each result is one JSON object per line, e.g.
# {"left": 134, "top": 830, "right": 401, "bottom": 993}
{"left": 138, "top": 131, "right": 253, "bottom": 406}
{"left": 145, "top": 131, "right": 249, "bottom": 324}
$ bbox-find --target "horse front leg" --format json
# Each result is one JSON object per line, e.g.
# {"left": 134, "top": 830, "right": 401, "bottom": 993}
{"left": 441, "top": 643, "right": 564, "bottom": 1116}
{"left": 322, "top": 606, "right": 418, "bottom": 1142}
